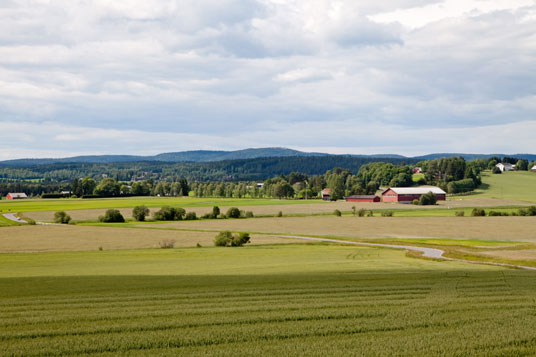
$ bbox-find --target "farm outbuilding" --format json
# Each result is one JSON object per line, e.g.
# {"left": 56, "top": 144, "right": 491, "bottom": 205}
{"left": 382, "top": 187, "right": 446, "bottom": 203}
{"left": 321, "top": 188, "right": 331, "bottom": 201}
{"left": 6, "top": 192, "right": 28, "bottom": 200}
{"left": 496, "top": 163, "right": 515, "bottom": 172}
{"left": 345, "top": 195, "right": 380, "bottom": 203}
{"left": 531, "top": 165, "right": 536, "bottom": 172}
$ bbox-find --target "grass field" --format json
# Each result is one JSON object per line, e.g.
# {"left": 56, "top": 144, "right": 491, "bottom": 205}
{"left": 458, "top": 171, "right": 536, "bottom": 202}
{"left": 0, "top": 197, "right": 326, "bottom": 213}
{"left": 2, "top": 245, "right": 536, "bottom": 355}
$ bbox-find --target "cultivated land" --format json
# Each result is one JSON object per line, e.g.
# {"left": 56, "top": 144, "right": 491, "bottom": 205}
{"left": 457, "top": 171, "right": 536, "bottom": 202}
{"left": 3, "top": 245, "right": 536, "bottom": 356}
{"left": 1, "top": 171, "right": 536, "bottom": 355}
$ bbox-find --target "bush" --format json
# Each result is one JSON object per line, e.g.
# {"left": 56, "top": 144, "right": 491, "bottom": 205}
{"left": 153, "top": 206, "right": 185, "bottom": 221}
{"left": 492, "top": 166, "right": 502, "bottom": 174}
{"left": 212, "top": 206, "right": 220, "bottom": 217}
{"left": 99, "top": 209, "right": 125, "bottom": 223}
{"left": 226, "top": 207, "right": 241, "bottom": 219}
{"left": 418, "top": 192, "right": 437, "bottom": 205}
{"left": 132, "top": 205, "right": 149, "bottom": 221}
{"left": 245, "top": 211, "right": 254, "bottom": 218}
{"left": 214, "top": 231, "right": 233, "bottom": 246}
{"left": 488, "top": 210, "right": 509, "bottom": 216}
{"left": 214, "top": 231, "right": 251, "bottom": 247}
{"left": 366, "top": 210, "right": 374, "bottom": 217}
{"left": 184, "top": 211, "right": 197, "bottom": 220}
{"left": 518, "top": 207, "right": 536, "bottom": 216}
{"left": 334, "top": 209, "right": 342, "bottom": 217}
{"left": 54, "top": 211, "right": 71, "bottom": 224}
{"left": 358, "top": 208, "right": 366, "bottom": 217}
{"left": 159, "top": 239, "right": 175, "bottom": 249}
{"left": 381, "top": 211, "right": 393, "bottom": 217}
{"left": 412, "top": 199, "right": 419, "bottom": 205}
{"left": 447, "top": 179, "right": 476, "bottom": 194}
{"left": 455, "top": 211, "right": 465, "bottom": 217}
{"left": 26, "top": 218, "right": 36, "bottom": 225}
{"left": 471, "top": 208, "right": 486, "bottom": 217}
{"left": 277, "top": 211, "right": 283, "bottom": 217}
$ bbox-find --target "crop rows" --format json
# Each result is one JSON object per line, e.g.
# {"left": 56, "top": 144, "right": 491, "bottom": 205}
{"left": 1, "top": 269, "right": 536, "bottom": 356}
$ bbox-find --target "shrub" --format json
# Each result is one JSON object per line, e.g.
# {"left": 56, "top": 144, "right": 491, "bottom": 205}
{"left": 226, "top": 207, "right": 241, "bottom": 219}
{"left": 492, "top": 166, "right": 502, "bottom": 174}
{"left": 277, "top": 211, "right": 283, "bottom": 217}
{"left": 471, "top": 208, "right": 486, "bottom": 217}
{"left": 334, "top": 209, "right": 342, "bottom": 217}
{"left": 26, "top": 218, "right": 36, "bottom": 225}
{"left": 245, "top": 211, "right": 254, "bottom": 218}
{"left": 159, "top": 239, "right": 175, "bottom": 249}
{"left": 381, "top": 210, "right": 393, "bottom": 217}
{"left": 455, "top": 211, "right": 465, "bottom": 217}
{"left": 99, "top": 209, "right": 125, "bottom": 223}
{"left": 184, "top": 211, "right": 197, "bottom": 220}
{"left": 132, "top": 205, "right": 149, "bottom": 221}
{"left": 488, "top": 210, "right": 509, "bottom": 216}
{"left": 358, "top": 208, "right": 366, "bottom": 217}
{"left": 54, "top": 211, "right": 71, "bottom": 224}
{"left": 212, "top": 206, "right": 220, "bottom": 217}
{"left": 366, "top": 210, "right": 374, "bottom": 217}
{"left": 447, "top": 179, "right": 476, "bottom": 194}
{"left": 214, "top": 231, "right": 233, "bottom": 247}
{"left": 217, "top": 214, "right": 227, "bottom": 219}
{"left": 153, "top": 206, "right": 185, "bottom": 221}
{"left": 412, "top": 199, "right": 419, "bottom": 205}
{"left": 418, "top": 192, "right": 437, "bottom": 205}
{"left": 214, "top": 231, "right": 251, "bottom": 247}
{"left": 517, "top": 207, "right": 536, "bottom": 216}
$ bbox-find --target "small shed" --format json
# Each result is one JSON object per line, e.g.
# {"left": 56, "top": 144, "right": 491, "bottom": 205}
{"left": 6, "top": 192, "right": 28, "bottom": 200}
{"left": 531, "top": 165, "right": 536, "bottom": 172}
{"left": 345, "top": 195, "right": 380, "bottom": 203}
{"left": 496, "top": 163, "right": 515, "bottom": 172}
{"left": 321, "top": 188, "right": 331, "bottom": 201}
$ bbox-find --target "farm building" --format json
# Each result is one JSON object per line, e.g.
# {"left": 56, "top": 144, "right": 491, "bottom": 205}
{"left": 345, "top": 195, "right": 380, "bottom": 203}
{"left": 382, "top": 187, "right": 446, "bottom": 203}
{"left": 496, "top": 163, "right": 515, "bottom": 172}
{"left": 6, "top": 192, "right": 28, "bottom": 200}
{"left": 412, "top": 167, "right": 422, "bottom": 173}
{"left": 531, "top": 165, "right": 536, "bottom": 172}
{"left": 321, "top": 188, "right": 331, "bottom": 201}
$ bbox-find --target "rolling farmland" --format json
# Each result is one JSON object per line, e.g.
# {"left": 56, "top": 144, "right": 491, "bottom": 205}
{"left": 2, "top": 245, "right": 536, "bottom": 356}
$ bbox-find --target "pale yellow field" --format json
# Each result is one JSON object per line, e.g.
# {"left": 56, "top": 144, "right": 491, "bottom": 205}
{"left": 155, "top": 216, "right": 536, "bottom": 242}
{"left": 23, "top": 197, "right": 530, "bottom": 221}
{"left": 0, "top": 225, "right": 303, "bottom": 253}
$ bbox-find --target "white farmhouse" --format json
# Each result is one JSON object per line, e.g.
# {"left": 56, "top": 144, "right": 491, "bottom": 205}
{"left": 496, "top": 163, "right": 515, "bottom": 172}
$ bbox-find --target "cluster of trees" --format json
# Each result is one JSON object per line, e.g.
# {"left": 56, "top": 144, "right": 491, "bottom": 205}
{"left": 69, "top": 177, "right": 189, "bottom": 198}
{"left": 415, "top": 157, "right": 481, "bottom": 194}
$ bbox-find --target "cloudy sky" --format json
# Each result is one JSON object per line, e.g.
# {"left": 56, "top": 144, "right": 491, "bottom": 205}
{"left": 1, "top": 0, "right": 535, "bottom": 159}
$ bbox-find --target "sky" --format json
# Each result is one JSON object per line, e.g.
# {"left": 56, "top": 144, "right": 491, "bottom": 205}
{"left": 0, "top": 0, "right": 535, "bottom": 159}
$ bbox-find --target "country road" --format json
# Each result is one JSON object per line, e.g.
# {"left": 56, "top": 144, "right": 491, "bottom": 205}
{"left": 2, "top": 212, "right": 27, "bottom": 223}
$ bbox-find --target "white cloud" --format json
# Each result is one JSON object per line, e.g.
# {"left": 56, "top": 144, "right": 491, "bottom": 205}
{"left": 0, "top": 0, "right": 535, "bottom": 158}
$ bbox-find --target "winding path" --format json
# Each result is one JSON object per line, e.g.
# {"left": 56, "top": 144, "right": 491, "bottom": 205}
{"left": 2, "top": 212, "right": 27, "bottom": 224}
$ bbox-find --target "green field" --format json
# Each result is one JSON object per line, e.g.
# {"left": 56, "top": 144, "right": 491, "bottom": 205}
{"left": 0, "top": 196, "right": 324, "bottom": 213}
{"left": 1, "top": 245, "right": 536, "bottom": 355}
{"left": 458, "top": 171, "right": 536, "bottom": 202}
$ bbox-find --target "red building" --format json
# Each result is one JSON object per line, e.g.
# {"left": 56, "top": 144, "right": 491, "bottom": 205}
{"left": 345, "top": 195, "right": 380, "bottom": 202}
{"left": 321, "top": 188, "right": 331, "bottom": 201}
{"left": 6, "top": 192, "right": 28, "bottom": 200}
{"left": 382, "top": 187, "right": 446, "bottom": 203}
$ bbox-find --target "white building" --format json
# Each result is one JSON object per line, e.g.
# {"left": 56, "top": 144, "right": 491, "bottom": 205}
{"left": 496, "top": 163, "right": 515, "bottom": 172}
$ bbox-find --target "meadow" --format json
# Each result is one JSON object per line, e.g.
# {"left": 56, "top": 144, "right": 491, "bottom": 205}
{"left": 2, "top": 245, "right": 536, "bottom": 356}
{"left": 457, "top": 171, "right": 536, "bottom": 202}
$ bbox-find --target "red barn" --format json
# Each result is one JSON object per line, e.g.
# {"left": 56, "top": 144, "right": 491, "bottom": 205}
{"left": 382, "top": 187, "right": 446, "bottom": 203}
{"left": 6, "top": 192, "right": 28, "bottom": 200}
{"left": 345, "top": 195, "right": 380, "bottom": 202}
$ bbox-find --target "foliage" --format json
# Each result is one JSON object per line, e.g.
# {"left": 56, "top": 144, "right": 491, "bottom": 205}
{"left": 245, "top": 211, "right": 254, "bottom": 218}
{"left": 93, "top": 178, "right": 121, "bottom": 197}
{"left": 226, "top": 207, "right": 241, "bottom": 219}
{"left": 213, "top": 231, "right": 251, "bottom": 247}
{"left": 184, "top": 211, "right": 197, "bottom": 220}
{"left": 333, "top": 209, "right": 342, "bottom": 217}
{"left": 132, "top": 205, "right": 150, "bottom": 221}
{"left": 492, "top": 166, "right": 502, "bottom": 174}
{"left": 357, "top": 208, "right": 366, "bottom": 217}
{"left": 447, "top": 179, "right": 475, "bottom": 194}
{"left": 455, "top": 211, "right": 465, "bottom": 217}
{"left": 471, "top": 208, "right": 486, "bottom": 217}
{"left": 153, "top": 206, "right": 185, "bottom": 221}
{"left": 381, "top": 210, "right": 394, "bottom": 217}
{"left": 418, "top": 192, "right": 437, "bottom": 205}
{"left": 54, "top": 211, "right": 71, "bottom": 224}
{"left": 99, "top": 209, "right": 125, "bottom": 223}
{"left": 518, "top": 206, "right": 536, "bottom": 216}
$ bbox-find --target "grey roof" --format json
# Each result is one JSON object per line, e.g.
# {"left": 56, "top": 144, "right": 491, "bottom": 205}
{"left": 345, "top": 195, "right": 378, "bottom": 199}
{"left": 383, "top": 187, "right": 446, "bottom": 195}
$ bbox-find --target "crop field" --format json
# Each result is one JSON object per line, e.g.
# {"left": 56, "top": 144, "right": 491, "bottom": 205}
{"left": 2, "top": 245, "right": 536, "bottom": 356}
{"left": 458, "top": 171, "right": 536, "bottom": 202}
{"left": 149, "top": 216, "right": 536, "bottom": 242}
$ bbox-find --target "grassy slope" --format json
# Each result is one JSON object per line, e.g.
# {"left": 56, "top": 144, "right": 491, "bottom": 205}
{"left": 0, "top": 196, "right": 324, "bottom": 213}
{"left": 2, "top": 245, "right": 536, "bottom": 355}
{"left": 461, "top": 171, "right": 536, "bottom": 202}
{"left": 0, "top": 214, "right": 20, "bottom": 227}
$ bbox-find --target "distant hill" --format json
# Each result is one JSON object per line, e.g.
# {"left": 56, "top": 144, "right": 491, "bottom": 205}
{"left": 0, "top": 148, "right": 533, "bottom": 167}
